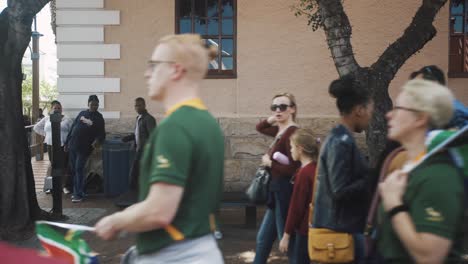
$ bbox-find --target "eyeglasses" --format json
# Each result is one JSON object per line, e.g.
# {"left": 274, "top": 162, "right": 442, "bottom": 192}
{"left": 270, "top": 104, "right": 292, "bottom": 112}
{"left": 147, "top": 60, "right": 176, "bottom": 71}
{"left": 392, "top": 105, "right": 421, "bottom": 113}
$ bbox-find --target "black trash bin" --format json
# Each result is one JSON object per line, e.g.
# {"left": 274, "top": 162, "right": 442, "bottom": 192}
{"left": 102, "top": 138, "right": 135, "bottom": 197}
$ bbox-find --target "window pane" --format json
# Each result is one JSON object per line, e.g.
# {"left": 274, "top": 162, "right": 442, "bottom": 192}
{"left": 221, "top": 38, "right": 233, "bottom": 56}
{"left": 179, "top": 0, "right": 192, "bottom": 17}
{"left": 207, "top": 0, "right": 219, "bottom": 17}
{"left": 222, "top": 0, "right": 234, "bottom": 17}
{"left": 222, "top": 18, "right": 233, "bottom": 34}
{"left": 452, "top": 16, "right": 463, "bottom": 33}
{"left": 208, "top": 60, "right": 219, "bottom": 69}
{"left": 195, "top": 18, "right": 207, "bottom": 34}
{"left": 179, "top": 18, "right": 191, "bottom": 33}
{"left": 194, "top": 0, "right": 206, "bottom": 17}
{"left": 207, "top": 19, "right": 219, "bottom": 35}
{"left": 451, "top": 2, "right": 464, "bottom": 15}
{"left": 221, "top": 57, "right": 233, "bottom": 70}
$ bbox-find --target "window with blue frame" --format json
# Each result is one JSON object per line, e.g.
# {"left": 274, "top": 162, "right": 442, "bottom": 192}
{"left": 176, "top": 0, "right": 236, "bottom": 78}
{"left": 449, "top": 0, "right": 468, "bottom": 77}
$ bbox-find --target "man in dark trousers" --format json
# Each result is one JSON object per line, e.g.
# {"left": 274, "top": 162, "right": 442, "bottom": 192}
{"left": 120, "top": 97, "right": 156, "bottom": 202}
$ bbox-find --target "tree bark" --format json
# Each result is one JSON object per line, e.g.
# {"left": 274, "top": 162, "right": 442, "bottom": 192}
{"left": 0, "top": 0, "right": 51, "bottom": 240}
{"left": 317, "top": 0, "right": 448, "bottom": 166}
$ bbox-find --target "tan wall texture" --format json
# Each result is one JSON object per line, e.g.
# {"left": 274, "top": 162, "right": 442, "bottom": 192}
{"left": 103, "top": 0, "right": 464, "bottom": 119}
{"left": 101, "top": 1, "right": 463, "bottom": 191}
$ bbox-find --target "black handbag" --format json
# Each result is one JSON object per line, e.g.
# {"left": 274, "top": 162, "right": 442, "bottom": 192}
{"left": 245, "top": 166, "right": 271, "bottom": 204}
{"left": 245, "top": 127, "right": 291, "bottom": 204}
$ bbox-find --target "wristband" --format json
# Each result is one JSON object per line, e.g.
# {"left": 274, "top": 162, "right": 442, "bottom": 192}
{"left": 387, "top": 204, "right": 409, "bottom": 219}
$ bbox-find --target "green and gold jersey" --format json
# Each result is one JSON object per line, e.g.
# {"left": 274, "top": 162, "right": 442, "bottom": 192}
{"left": 377, "top": 153, "right": 465, "bottom": 263}
{"left": 136, "top": 98, "right": 224, "bottom": 255}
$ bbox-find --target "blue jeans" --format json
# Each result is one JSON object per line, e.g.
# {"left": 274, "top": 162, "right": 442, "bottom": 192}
{"left": 353, "top": 233, "right": 365, "bottom": 264}
{"left": 253, "top": 191, "right": 291, "bottom": 264}
{"left": 289, "top": 233, "right": 309, "bottom": 264}
{"left": 69, "top": 150, "right": 89, "bottom": 199}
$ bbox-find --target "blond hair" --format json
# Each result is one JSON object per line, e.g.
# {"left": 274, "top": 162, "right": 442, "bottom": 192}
{"left": 291, "top": 128, "right": 319, "bottom": 160}
{"left": 158, "top": 34, "right": 217, "bottom": 79}
{"left": 272, "top": 92, "right": 298, "bottom": 121}
{"left": 401, "top": 79, "right": 454, "bottom": 128}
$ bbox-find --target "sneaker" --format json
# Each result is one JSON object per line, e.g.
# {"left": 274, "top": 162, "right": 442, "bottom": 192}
{"left": 45, "top": 189, "right": 51, "bottom": 194}
{"left": 63, "top": 188, "right": 70, "bottom": 194}
{"left": 71, "top": 197, "right": 83, "bottom": 203}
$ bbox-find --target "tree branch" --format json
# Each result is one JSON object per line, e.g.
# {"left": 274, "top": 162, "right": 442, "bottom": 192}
{"left": 318, "top": 0, "right": 360, "bottom": 76}
{"left": 372, "top": 0, "right": 448, "bottom": 83}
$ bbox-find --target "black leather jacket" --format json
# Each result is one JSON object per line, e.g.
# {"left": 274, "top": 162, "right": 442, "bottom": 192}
{"left": 312, "top": 124, "right": 370, "bottom": 233}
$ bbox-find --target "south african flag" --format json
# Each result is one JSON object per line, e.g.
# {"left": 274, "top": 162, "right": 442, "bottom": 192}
{"left": 35, "top": 221, "right": 99, "bottom": 264}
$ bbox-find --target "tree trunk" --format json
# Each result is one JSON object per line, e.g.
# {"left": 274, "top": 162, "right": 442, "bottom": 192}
{"left": 0, "top": 0, "right": 51, "bottom": 241}
{"left": 316, "top": 0, "right": 448, "bottom": 166}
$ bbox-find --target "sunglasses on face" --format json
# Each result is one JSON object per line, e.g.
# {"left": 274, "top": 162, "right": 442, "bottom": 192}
{"left": 270, "top": 104, "right": 292, "bottom": 112}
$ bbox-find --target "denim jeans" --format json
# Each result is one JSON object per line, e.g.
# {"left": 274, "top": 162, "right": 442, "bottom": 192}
{"left": 353, "top": 233, "right": 366, "bottom": 264}
{"left": 253, "top": 190, "right": 292, "bottom": 264}
{"left": 69, "top": 150, "right": 89, "bottom": 199}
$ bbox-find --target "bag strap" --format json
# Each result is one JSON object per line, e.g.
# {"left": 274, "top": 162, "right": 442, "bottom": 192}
{"left": 364, "top": 146, "right": 405, "bottom": 236}
{"left": 308, "top": 163, "right": 320, "bottom": 226}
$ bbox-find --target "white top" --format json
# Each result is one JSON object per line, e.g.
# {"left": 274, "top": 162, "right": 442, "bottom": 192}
{"left": 33, "top": 115, "right": 73, "bottom": 146}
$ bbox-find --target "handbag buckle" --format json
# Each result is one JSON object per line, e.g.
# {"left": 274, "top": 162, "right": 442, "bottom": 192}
{"left": 327, "top": 243, "right": 335, "bottom": 259}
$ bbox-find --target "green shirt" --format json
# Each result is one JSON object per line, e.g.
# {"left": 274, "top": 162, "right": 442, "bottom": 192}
{"left": 136, "top": 104, "right": 224, "bottom": 255}
{"left": 377, "top": 154, "right": 465, "bottom": 263}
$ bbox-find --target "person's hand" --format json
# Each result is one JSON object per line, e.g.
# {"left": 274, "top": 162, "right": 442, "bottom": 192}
{"left": 379, "top": 170, "right": 408, "bottom": 211}
{"left": 94, "top": 214, "right": 121, "bottom": 240}
{"left": 261, "top": 154, "right": 272, "bottom": 167}
{"left": 63, "top": 144, "right": 68, "bottom": 153}
{"left": 267, "top": 115, "right": 277, "bottom": 125}
{"left": 279, "top": 234, "right": 290, "bottom": 253}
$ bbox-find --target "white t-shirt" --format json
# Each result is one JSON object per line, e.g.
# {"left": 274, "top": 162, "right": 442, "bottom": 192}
{"left": 33, "top": 115, "right": 73, "bottom": 146}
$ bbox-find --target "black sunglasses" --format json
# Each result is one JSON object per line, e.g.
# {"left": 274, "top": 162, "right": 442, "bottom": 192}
{"left": 270, "top": 104, "right": 292, "bottom": 112}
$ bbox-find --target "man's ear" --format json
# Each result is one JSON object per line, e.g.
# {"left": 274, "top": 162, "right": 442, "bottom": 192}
{"left": 171, "top": 64, "right": 186, "bottom": 81}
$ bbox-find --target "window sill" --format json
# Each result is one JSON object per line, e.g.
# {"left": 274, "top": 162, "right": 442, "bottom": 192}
{"left": 448, "top": 72, "right": 468, "bottom": 78}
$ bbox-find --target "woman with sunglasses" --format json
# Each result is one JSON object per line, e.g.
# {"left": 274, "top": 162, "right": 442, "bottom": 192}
{"left": 253, "top": 93, "right": 301, "bottom": 264}
{"left": 312, "top": 76, "right": 373, "bottom": 263}
{"left": 377, "top": 79, "right": 465, "bottom": 263}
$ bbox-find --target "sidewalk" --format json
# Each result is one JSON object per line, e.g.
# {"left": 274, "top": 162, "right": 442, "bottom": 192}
{"left": 33, "top": 192, "right": 288, "bottom": 264}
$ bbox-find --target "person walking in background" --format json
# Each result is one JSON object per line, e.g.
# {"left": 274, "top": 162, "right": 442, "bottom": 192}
{"left": 377, "top": 79, "right": 465, "bottom": 263}
{"left": 278, "top": 128, "right": 319, "bottom": 264}
{"left": 95, "top": 34, "right": 225, "bottom": 263}
{"left": 312, "top": 76, "right": 373, "bottom": 263}
{"left": 253, "top": 93, "right": 301, "bottom": 264}
{"left": 410, "top": 65, "right": 468, "bottom": 129}
{"left": 122, "top": 97, "right": 156, "bottom": 196}
{"left": 65, "top": 95, "right": 105, "bottom": 203}
{"left": 33, "top": 100, "right": 73, "bottom": 193}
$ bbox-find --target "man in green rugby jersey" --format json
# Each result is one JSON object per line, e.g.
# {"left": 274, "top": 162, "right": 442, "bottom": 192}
{"left": 95, "top": 34, "right": 225, "bottom": 263}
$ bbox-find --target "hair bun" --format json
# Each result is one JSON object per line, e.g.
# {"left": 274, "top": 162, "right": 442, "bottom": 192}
{"left": 328, "top": 76, "right": 356, "bottom": 99}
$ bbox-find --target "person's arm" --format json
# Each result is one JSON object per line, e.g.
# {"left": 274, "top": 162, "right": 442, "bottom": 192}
{"left": 326, "top": 140, "right": 367, "bottom": 201}
{"left": 146, "top": 115, "right": 157, "bottom": 133}
{"left": 64, "top": 112, "right": 81, "bottom": 146}
{"left": 256, "top": 119, "right": 278, "bottom": 137}
{"left": 95, "top": 182, "right": 184, "bottom": 238}
{"left": 379, "top": 166, "right": 463, "bottom": 263}
{"left": 280, "top": 170, "right": 308, "bottom": 253}
{"left": 92, "top": 114, "right": 106, "bottom": 147}
{"left": 33, "top": 116, "right": 47, "bottom": 137}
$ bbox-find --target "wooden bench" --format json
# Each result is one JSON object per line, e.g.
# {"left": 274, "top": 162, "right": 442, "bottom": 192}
{"left": 221, "top": 192, "right": 257, "bottom": 228}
